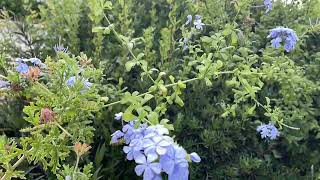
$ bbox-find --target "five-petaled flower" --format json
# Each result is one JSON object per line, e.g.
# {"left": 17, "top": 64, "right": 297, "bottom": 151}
{"left": 135, "top": 155, "right": 162, "bottom": 180}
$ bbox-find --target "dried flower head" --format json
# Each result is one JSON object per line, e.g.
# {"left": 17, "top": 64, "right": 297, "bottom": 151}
{"left": 78, "top": 52, "right": 92, "bottom": 67}
{"left": 10, "top": 83, "right": 23, "bottom": 92}
{"left": 73, "top": 142, "right": 91, "bottom": 157}
{"left": 25, "top": 66, "right": 41, "bottom": 81}
{"left": 4, "top": 144, "right": 11, "bottom": 152}
{"left": 40, "top": 108, "right": 55, "bottom": 123}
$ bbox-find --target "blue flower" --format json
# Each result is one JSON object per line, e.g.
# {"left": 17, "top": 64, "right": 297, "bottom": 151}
{"left": 112, "top": 120, "right": 201, "bottom": 179}
{"left": 123, "top": 139, "right": 145, "bottom": 162}
{"left": 190, "top": 152, "right": 201, "bottom": 163}
{"left": 194, "top": 15, "right": 205, "bottom": 30}
{"left": 271, "top": 37, "right": 282, "bottom": 48}
{"left": 54, "top": 44, "right": 69, "bottom": 54}
{"left": 185, "top": 15, "right": 192, "bottom": 25}
{"left": 160, "top": 144, "right": 189, "bottom": 180}
{"left": 264, "top": 0, "right": 272, "bottom": 12}
{"left": 144, "top": 125, "right": 169, "bottom": 138}
{"left": 111, "top": 130, "right": 124, "bottom": 144}
{"left": 256, "top": 122, "right": 280, "bottom": 140}
{"left": 143, "top": 135, "right": 174, "bottom": 160}
{"left": 135, "top": 155, "right": 162, "bottom": 180}
{"left": 267, "top": 27, "right": 298, "bottom": 52}
{"left": 80, "top": 79, "right": 93, "bottom": 93}
{"left": 83, "top": 79, "right": 93, "bottom": 89}
{"left": 180, "top": 38, "right": 189, "bottom": 51}
{"left": 122, "top": 122, "right": 145, "bottom": 144}
{"left": 16, "top": 62, "right": 29, "bottom": 74}
{"left": 29, "top": 58, "right": 46, "bottom": 69}
{"left": 66, "top": 76, "right": 76, "bottom": 86}
{"left": 115, "top": 112, "right": 123, "bottom": 121}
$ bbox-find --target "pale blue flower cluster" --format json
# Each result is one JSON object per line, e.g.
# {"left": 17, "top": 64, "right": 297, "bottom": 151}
{"left": 15, "top": 57, "right": 46, "bottom": 74}
{"left": 267, "top": 27, "right": 298, "bottom": 52}
{"left": 185, "top": 14, "right": 205, "bottom": 31}
{"left": 111, "top": 115, "right": 201, "bottom": 180}
{"left": 256, "top": 122, "right": 280, "bottom": 140}
{"left": 66, "top": 76, "right": 93, "bottom": 93}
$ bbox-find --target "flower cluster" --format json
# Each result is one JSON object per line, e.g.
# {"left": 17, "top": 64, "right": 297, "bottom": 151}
{"left": 267, "top": 27, "right": 298, "bottom": 52}
{"left": 185, "top": 15, "right": 205, "bottom": 31}
{"left": 264, "top": 0, "right": 272, "bottom": 13}
{"left": 15, "top": 58, "right": 46, "bottom": 81}
{"left": 256, "top": 122, "right": 280, "bottom": 140}
{"left": 111, "top": 113, "right": 201, "bottom": 180}
{"left": 66, "top": 76, "right": 93, "bottom": 93}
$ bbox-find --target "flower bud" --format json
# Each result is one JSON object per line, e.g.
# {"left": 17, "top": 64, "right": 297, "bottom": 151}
{"left": 40, "top": 108, "right": 55, "bottom": 123}
{"left": 73, "top": 142, "right": 91, "bottom": 157}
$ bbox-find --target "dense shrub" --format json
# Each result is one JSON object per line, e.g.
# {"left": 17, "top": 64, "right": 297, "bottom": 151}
{"left": 0, "top": 0, "right": 320, "bottom": 179}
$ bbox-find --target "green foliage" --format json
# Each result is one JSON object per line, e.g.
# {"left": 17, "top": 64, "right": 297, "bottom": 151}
{"left": 0, "top": 0, "right": 320, "bottom": 179}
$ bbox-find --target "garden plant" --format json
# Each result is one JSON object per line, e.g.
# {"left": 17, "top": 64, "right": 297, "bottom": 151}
{"left": 0, "top": 0, "right": 320, "bottom": 179}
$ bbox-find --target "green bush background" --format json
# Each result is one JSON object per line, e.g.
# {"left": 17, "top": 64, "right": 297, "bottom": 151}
{"left": 1, "top": 0, "right": 320, "bottom": 179}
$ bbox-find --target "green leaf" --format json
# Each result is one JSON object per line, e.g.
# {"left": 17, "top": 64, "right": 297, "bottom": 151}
{"left": 123, "top": 111, "right": 136, "bottom": 122}
{"left": 142, "top": 94, "right": 154, "bottom": 104}
{"left": 125, "top": 61, "right": 136, "bottom": 71}
{"left": 247, "top": 104, "right": 256, "bottom": 115}
{"left": 175, "top": 96, "right": 184, "bottom": 107}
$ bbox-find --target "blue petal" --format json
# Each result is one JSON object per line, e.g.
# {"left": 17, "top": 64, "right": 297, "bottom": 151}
{"left": 134, "top": 153, "right": 146, "bottom": 164}
{"left": 143, "top": 167, "right": 154, "bottom": 180}
{"left": 190, "top": 152, "right": 201, "bottom": 163}
{"left": 168, "top": 165, "right": 189, "bottom": 180}
{"left": 135, "top": 164, "right": 146, "bottom": 176}
{"left": 160, "top": 155, "right": 175, "bottom": 174}
{"left": 150, "top": 163, "right": 162, "bottom": 174}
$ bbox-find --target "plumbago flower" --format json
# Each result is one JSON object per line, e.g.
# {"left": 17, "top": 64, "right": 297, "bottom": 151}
{"left": 66, "top": 76, "right": 93, "bottom": 93}
{"left": 256, "top": 122, "right": 280, "bottom": 140}
{"left": 267, "top": 27, "right": 298, "bottom": 52}
{"left": 114, "top": 112, "right": 123, "bottom": 121}
{"left": 185, "top": 14, "right": 205, "bottom": 30}
{"left": 110, "top": 115, "right": 201, "bottom": 180}
{"left": 15, "top": 58, "right": 46, "bottom": 76}
{"left": 264, "top": 0, "right": 272, "bottom": 13}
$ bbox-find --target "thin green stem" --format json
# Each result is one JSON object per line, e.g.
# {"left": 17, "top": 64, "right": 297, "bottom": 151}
{"left": 0, "top": 74, "right": 8, "bottom": 80}
{"left": 73, "top": 155, "right": 80, "bottom": 179}
{"left": 1, "top": 148, "right": 33, "bottom": 180}
{"left": 55, "top": 122, "right": 73, "bottom": 137}
{"left": 103, "top": 71, "right": 234, "bottom": 108}
{"left": 103, "top": 14, "right": 155, "bottom": 83}
{"left": 254, "top": 99, "right": 300, "bottom": 130}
